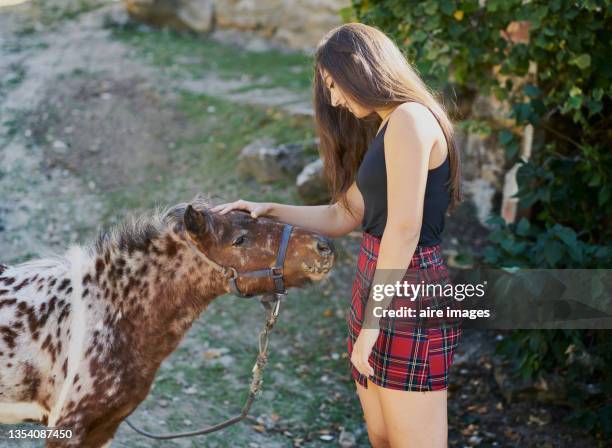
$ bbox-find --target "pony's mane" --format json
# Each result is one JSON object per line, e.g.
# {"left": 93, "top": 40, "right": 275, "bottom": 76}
{"left": 92, "top": 194, "right": 214, "bottom": 256}
{"left": 6, "top": 255, "right": 72, "bottom": 275}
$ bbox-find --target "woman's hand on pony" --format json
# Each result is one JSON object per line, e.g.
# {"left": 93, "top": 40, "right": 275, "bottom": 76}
{"left": 211, "top": 199, "right": 273, "bottom": 219}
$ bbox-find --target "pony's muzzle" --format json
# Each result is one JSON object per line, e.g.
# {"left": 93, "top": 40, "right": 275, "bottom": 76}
{"left": 315, "top": 236, "right": 335, "bottom": 257}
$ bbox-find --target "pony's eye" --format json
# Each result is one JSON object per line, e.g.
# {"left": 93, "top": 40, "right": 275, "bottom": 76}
{"left": 232, "top": 235, "right": 246, "bottom": 247}
{"left": 329, "top": 81, "right": 334, "bottom": 89}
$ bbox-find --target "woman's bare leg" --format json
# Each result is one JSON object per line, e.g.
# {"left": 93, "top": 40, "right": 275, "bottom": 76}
{"left": 374, "top": 381, "right": 448, "bottom": 448}
{"left": 354, "top": 380, "right": 391, "bottom": 448}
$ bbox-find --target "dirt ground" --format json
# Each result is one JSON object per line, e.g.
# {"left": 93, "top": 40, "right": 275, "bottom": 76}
{"left": 0, "top": 2, "right": 607, "bottom": 447}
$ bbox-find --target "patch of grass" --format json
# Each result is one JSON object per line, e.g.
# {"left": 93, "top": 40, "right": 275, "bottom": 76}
{"left": 1, "top": 110, "right": 29, "bottom": 140}
{"left": 31, "top": 0, "right": 113, "bottom": 26}
{"left": 4, "top": 65, "right": 26, "bottom": 88}
{"left": 97, "top": 90, "right": 315, "bottom": 226}
{"left": 111, "top": 27, "right": 314, "bottom": 94}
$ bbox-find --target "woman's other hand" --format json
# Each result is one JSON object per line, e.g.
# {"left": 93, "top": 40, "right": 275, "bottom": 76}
{"left": 351, "top": 328, "right": 379, "bottom": 378}
{"left": 210, "top": 199, "right": 273, "bottom": 219}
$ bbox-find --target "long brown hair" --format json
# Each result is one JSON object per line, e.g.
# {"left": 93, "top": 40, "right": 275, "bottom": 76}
{"left": 313, "top": 22, "right": 462, "bottom": 215}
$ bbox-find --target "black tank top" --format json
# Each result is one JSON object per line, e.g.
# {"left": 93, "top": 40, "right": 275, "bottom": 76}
{"left": 355, "top": 121, "right": 450, "bottom": 246}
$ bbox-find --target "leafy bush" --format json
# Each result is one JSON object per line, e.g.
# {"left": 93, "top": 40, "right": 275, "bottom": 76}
{"left": 350, "top": 0, "right": 612, "bottom": 437}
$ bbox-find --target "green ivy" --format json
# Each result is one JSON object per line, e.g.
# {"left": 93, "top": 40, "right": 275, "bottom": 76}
{"left": 351, "top": 0, "right": 612, "bottom": 438}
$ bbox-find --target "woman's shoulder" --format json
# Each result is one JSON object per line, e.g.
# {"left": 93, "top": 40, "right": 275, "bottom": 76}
{"left": 384, "top": 102, "right": 440, "bottom": 146}
{"left": 387, "top": 101, "right": 438, "bottom": 130}
{"left": 385, "top": 102, "right": 447, "bottom": 164}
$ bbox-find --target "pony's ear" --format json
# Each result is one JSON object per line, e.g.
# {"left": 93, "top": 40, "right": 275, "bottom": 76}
{"left": 184, "top": 204, "right": 213, "bottom": 238}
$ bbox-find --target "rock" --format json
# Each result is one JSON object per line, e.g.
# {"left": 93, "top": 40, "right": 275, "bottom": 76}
{"left": 210, "top": 28, "right": 281, "bottom": 53}
{"left": 338, "top": 428, "right": 356, "bottom": 447}
{"left": 528, "top": 410, "right": 552, "bottom": 426}
{"left": 202, "top": 347, "right": 229, "bottom": 359}
{"left": 52, "top": 140, "right": 68, "bottom": 153}
{"left": 464, "top": 179, "right": 496, "bottom": 227}
{"left": 255, "top": 414, "right": 279, "bottom": 430}
{"left": 103, "top": 5, "right": 132, "bottom": 28}
{"left": 470, "top": 93, "right": 512, "bottom": 125}
{"left": 237, "top": 138, "right": 316, "bottom": 184}
{"left": 123, "top": 0, "right": 215, "bottom": 33}
{"left": 468, "top": 435, "right": 483, "bottom": 446}
{"left": 441, "top": 90, "right": 518, "bottom": 229}
{"left": 454, "top": 128, "right": 505, "bottom": 227}
{"left": 296, "top": 158, "right": 330, "bottom": 205}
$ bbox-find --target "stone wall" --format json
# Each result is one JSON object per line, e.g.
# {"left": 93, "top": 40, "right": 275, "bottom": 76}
{"left": 454, "top": 92, "right": 511, "bottom": 227}
{"left": 215, "top": 0, "right": 350, "bottom": 50}
{"left": 123, "top": 0, "right": 351, "bottom": 51}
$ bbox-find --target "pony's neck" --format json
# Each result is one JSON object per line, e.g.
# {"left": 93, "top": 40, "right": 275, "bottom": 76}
{"left": 89, "top": 226, "right": 229, "bottom": 370}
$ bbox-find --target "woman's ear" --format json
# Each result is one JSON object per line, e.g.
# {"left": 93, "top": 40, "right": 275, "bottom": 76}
{"left": 184, "top": 204, "right": 213, "bottom": 238}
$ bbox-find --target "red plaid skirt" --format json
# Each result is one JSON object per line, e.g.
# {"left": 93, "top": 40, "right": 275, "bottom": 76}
{"left": 347, "top": 231, "right": 462, "bottom": 391}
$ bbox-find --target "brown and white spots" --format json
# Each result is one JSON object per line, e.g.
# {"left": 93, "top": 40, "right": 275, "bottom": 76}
{"left": 0, "top": 298, "right": 17, "bottom": 309}
{"left": 57, "top": 279, "right": 71, "bottom": 292}
{"left": 13, "top": 277, "right": 31, "bottom": 292}
{"left": 165, "top": 234, "right": 179, "bottom": 257}
{"left": 1, "top": 277, "right": 16, "bottom": 286}
{"left": 21, "top": 362, "right": 42, "bottom": 402}
{"left": 95, "top": 258, "right": 105, "bottom": 282}
{"left": 1, "top": 325, "right": 18, "bottom": 350}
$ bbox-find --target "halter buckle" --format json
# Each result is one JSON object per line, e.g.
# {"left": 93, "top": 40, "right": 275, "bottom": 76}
{"left": 270, "top": 267, "right": 283, "bottom": 278}
{"left": 226, "top": 266, "right": 239, "bottom": 280}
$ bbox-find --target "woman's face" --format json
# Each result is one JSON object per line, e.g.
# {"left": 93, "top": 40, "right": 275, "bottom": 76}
{"left": 321, "top": 68, "right": 372, "bottom": 118}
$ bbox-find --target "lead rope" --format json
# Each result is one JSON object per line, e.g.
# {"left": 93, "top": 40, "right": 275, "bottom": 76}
{"left": 123, "top": 293, "right": 282, "bottom": 439}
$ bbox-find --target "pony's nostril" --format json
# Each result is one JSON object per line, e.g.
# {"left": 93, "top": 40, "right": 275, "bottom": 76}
{"left": 316, "top": 237, "right": 335, "bottom": 255}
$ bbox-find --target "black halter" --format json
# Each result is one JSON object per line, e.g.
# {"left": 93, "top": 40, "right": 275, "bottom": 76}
{"left": 228, "top": 224, "right": 293, "bottom": 298}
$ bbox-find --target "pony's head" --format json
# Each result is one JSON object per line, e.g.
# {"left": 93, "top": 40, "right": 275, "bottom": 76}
{"left": 183, "top": 203, "right": 335, "bottom": 296}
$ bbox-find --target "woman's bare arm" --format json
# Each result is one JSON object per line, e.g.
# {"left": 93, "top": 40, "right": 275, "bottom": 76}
{"left": 267, "top": 181, "right": 364, "bottom": 237}
{"left": 211, "top": 181, "right": 364, "bottom": 238}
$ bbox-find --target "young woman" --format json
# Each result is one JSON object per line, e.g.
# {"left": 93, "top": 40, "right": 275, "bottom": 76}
{"left": 211, "top": 23, "right": 462, "bottom": 448}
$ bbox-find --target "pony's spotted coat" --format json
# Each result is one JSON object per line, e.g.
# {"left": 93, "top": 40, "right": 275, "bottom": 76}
{"left": 0, "top": 199, "right": 335, "bottom": 447}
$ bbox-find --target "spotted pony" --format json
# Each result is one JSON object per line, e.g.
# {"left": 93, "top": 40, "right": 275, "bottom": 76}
{"left": 0, "top": 196, "right": 335, "bottom": 447}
